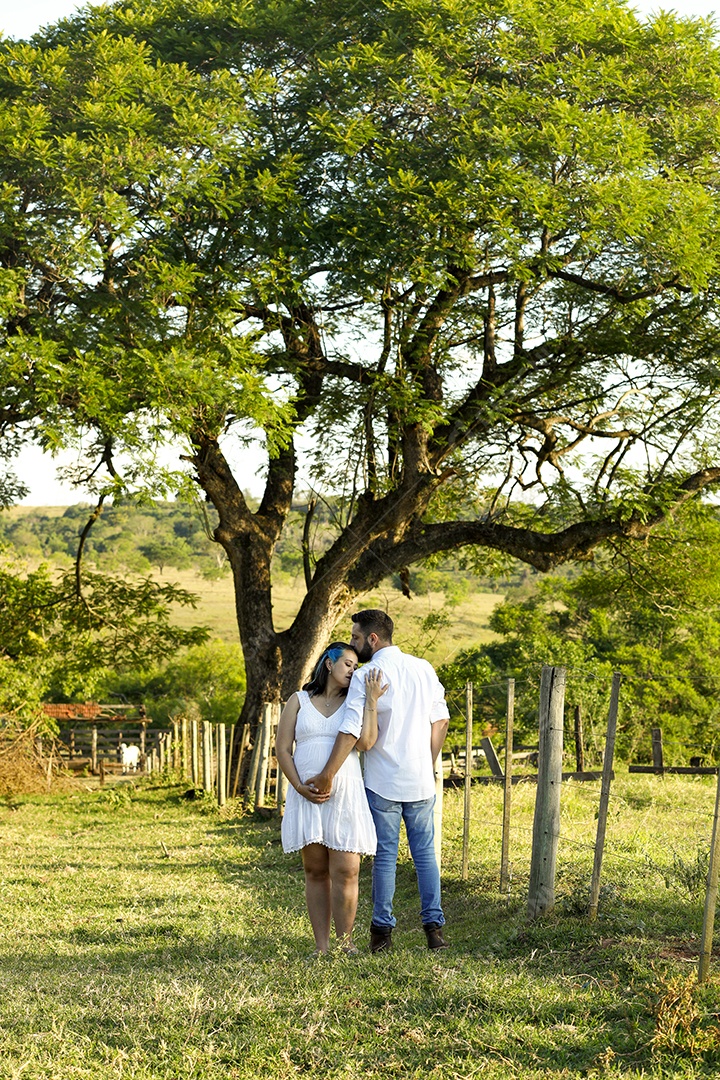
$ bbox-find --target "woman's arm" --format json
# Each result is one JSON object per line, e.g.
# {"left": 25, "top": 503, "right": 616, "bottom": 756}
{"left": 276, "top": 693, "right": 330, "bottom": 803}
{"left": 355, "top": 668, "right": 388, "bottom": 751}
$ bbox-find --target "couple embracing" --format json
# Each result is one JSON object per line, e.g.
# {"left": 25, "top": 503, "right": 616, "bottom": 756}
{"left": 276, "top": 609, "right": 450, "bottom": 957}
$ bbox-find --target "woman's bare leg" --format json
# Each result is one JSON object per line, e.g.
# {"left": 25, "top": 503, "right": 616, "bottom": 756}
{"left": 301, "top": 844, "right": 331, "bottom": 952}
{"left": 328, "top": 849, "right": 361, "bottom": 948}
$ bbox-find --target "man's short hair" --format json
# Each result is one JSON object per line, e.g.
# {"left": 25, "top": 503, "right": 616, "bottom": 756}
{"left": 351, "top": 608, "right": 394, "bottom": 642}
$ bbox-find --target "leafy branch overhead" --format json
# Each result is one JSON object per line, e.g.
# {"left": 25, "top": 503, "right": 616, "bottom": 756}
{"left": 3, "top": 0, "right": 720, "bottom": 721}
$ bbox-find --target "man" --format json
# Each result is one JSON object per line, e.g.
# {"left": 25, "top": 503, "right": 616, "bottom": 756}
{"left": 307, "top": 609, "right": 450, "bottom": 953}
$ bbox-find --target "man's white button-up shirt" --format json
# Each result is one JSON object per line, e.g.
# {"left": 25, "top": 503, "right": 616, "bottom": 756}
{"left": 339, "top": 645, "right": 450, "bottom": 801}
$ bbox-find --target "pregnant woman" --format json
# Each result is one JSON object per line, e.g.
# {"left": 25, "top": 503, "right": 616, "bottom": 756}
{"left": 276, "top": 641, "right": 386, "bottom": 956}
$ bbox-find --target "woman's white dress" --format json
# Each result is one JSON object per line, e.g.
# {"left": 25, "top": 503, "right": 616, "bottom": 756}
{"left": 281, "top": 690, "right": 377, "bottom": 855}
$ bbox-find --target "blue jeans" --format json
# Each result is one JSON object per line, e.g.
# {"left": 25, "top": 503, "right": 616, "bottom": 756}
{"left": 365, "top": 788, "right": 445, "bottom": 929}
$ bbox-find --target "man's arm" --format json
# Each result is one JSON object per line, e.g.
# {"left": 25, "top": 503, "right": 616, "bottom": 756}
{"left": 431, "top": 717, "right": 449, "bottom": 766}
{"left": 305, "top": 732, "right": 359, "bottom": 795}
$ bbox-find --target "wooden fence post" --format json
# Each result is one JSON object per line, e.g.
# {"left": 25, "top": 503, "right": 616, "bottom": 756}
{"left": 589, "top": 673, "right": 621, "bottom": 920}
{"left": 245, "top": 725, "right": 262, "bottom": 805}
{"left": 217, "top": 723, "right": 227, "bottom": 807}
{"left": 181, "top": 718, "right": 189, "bottom": 779}
{"left": 191, "top": 719, "right": 199, "bottom": 786}
{"left": 500, "top": 678, "right": 515, "bottom": 894}
{"left": 172, "top": 721, "right": 180, "bottom": 770}
{"left": 202, "top": 721, "right": 213, "bottom": 793}
{"left": 226, "top": 724, "right": 236, "bottom": 799}
{"left": 527, "top": 665, "right": 566, "bottom": 919}
{"left": 255, "top": 704, "right": 273, "bottom": 807}
{"left": 91, "top": 725, "right": 98, "bottom": 774}
{"left": 272, "top": 703, "right": 286, "bottom": 808}
{"left": 434, "top": 753, "right": 444, "bottom": 875}
{"left": 574, "top": 705, "right": 585, "bottom": 774}
{"left": 233, "top": 723, "right": 250, "bottom": 799}
{"left": 462, "top": 681, "right": 473, "bottom": 881}
{"left": 652, "top": 727, "right": 664, "bottom": 771}
{"left": 699, "top": 768, "right": 720, "bottom": 982}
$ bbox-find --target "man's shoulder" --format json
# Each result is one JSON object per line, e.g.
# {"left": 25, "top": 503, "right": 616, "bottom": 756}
{"left": 384, "top": 648, "right": 439, "bottom": 677}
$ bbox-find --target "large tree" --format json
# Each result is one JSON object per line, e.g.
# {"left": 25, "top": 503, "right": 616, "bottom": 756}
{"left": 3, "top": 0, "right": 720, "bottom": 734}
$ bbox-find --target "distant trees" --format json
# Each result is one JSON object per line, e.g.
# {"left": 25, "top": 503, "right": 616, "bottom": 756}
{"left": 4, "top": 0, "right": 720, "bottom": 742}
{"left": 0, "top": 502, "right": 230, "bottom": 576}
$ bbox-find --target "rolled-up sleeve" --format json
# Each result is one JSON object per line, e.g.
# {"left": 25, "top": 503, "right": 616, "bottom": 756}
{"left": 430, "top": 676, "right": 450, "bottom": 722}
{"left": 339, "top": 671, "right": 366, "bottom": 737}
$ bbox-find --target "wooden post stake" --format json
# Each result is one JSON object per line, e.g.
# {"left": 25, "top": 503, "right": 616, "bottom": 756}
{"left": 181, "top": 721, "right": 189, "bottom": 781}
{"left": 434, "top": 752, "right": 444, "bottom": 875}
{"left": 527, "top": 665, "right": 566, "bottom": 919}
{"left": 255, "top": 704, "right": 273, "bottom": 807}
{"left": 172, "top": 721, "right": 180, "bottom": 770}
{"left": 226, "top": 724, "right": 236, "bottom": 799}
{"left": 699, "top": 767, "right": 720, "bottom": 982}
{"left": 91, "top": 725, "right": 98, "bottom": 774}
{"left": 233, "top": 723, "right": 250, "bottom": 799}
{"left": 652, "top": 727, "right": 664, "bottom": 771}
{"left": 190, "top": 719, "right": 199, "bottom": 786}
{"left": 480, "top": 736, "right": 504, "bottom": 778}
{"left": 272, "top": 703, "right": 286, "bottom": 808}
{"left": 202, "top": 721, "right": 213, "bottom": 793}
{"left": 500, "top": 678, "right": 515, "bottom": 895}
{"left": 217, "top": 723, "right": 227, "bottom": 807}
{"left": 589, "top": 673, "right": 621, "bottom": 920}
{"left": 461, "top": 682, "right": 473, "bottom": 881}
{"left": 574, "top": 704, "right": 585, "bottom": 774}
{"left": 245, "top": 724, "right": 264, "bottom": 805}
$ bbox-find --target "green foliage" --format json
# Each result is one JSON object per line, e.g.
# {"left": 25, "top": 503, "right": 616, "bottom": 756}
{"left": 98, "top": 639, "right": 246, "bottom": 725}
{"left": 0, "top": 549, "right": 208, "bottom": 722}
{"left": 441, "top": 505, "right": 720, "bottom": 760}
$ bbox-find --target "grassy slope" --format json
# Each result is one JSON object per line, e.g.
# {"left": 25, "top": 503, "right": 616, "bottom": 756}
{"left": 165, "top": 568, "right": 500, "bottom": 668}
{"left": 1, "top": 774, "right": 720, "bottom": 1079}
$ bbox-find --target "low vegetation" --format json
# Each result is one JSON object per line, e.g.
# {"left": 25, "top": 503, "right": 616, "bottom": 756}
{"left": 1, "top": 772, "right": 720, "bottom": 1078}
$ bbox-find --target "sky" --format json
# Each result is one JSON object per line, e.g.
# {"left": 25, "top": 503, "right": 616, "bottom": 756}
{"left": 3, "top": 0, "right": 719, "bottom": 503}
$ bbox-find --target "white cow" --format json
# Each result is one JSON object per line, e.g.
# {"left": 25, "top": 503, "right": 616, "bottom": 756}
{"left": 120, "top": 743, "right": 141, "bottom": 773}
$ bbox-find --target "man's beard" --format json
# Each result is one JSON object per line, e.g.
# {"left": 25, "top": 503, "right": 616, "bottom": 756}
{"left": 355, "top": 640, "right": 373, "bottom": 663}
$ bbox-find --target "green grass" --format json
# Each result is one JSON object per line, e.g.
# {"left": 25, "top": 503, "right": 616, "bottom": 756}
{"left": 2, "top": 771, "right": 720, "bottom": 1078}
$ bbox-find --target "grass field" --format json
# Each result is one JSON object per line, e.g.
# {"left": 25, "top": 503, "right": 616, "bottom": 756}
{"left": 165, "top": 569, "right": 500, "bottom": 668}
{"left": 2, "top": 771, "right": 720, "bottom": 1078}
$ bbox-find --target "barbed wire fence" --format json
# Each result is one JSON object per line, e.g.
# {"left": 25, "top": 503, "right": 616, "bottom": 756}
{"left": 439, "top": 666, "right": 720, "bottom": 984}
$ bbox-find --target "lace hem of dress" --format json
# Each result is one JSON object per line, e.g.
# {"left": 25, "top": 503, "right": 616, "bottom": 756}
{"left": 284, "top": 838, "right": 375, "bottom": 855}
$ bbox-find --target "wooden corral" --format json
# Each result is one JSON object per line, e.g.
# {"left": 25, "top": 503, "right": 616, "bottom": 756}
{"left": 42, "top": 702, "right": 172, "bottom": 775}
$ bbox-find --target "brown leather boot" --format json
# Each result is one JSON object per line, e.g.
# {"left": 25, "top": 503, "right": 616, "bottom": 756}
{"left": 369, "top": 925, "right": 392, "bottom": 953}
{"left": 423, "top": 923, "right": 449, "bottom": 950}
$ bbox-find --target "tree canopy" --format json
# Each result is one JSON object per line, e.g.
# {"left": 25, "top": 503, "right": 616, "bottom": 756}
{"left": 3, "top": 0, "right": 720, "bottom": 728}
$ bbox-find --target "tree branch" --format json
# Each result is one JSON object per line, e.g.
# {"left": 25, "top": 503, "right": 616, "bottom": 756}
{"left": 346, "top": 469, "right": 720, "bottom": 585}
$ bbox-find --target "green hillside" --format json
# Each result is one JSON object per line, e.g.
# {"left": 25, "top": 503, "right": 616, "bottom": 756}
{"left": 1, "top": 503, "right": 501, "bottom": 669}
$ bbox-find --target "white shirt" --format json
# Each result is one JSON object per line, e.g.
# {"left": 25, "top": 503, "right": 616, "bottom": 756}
{"left": 339, "top": 645, "right": 449, "bottom": 801}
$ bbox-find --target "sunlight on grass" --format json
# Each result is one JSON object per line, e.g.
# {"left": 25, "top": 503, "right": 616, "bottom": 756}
{"left": 1, "top": 773, "right": 720, "bottom": 1078}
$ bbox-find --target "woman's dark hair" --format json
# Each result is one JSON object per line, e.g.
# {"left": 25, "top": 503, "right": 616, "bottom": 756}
{"left": 303, "top": 641, "right": 357, "bottom": 697}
